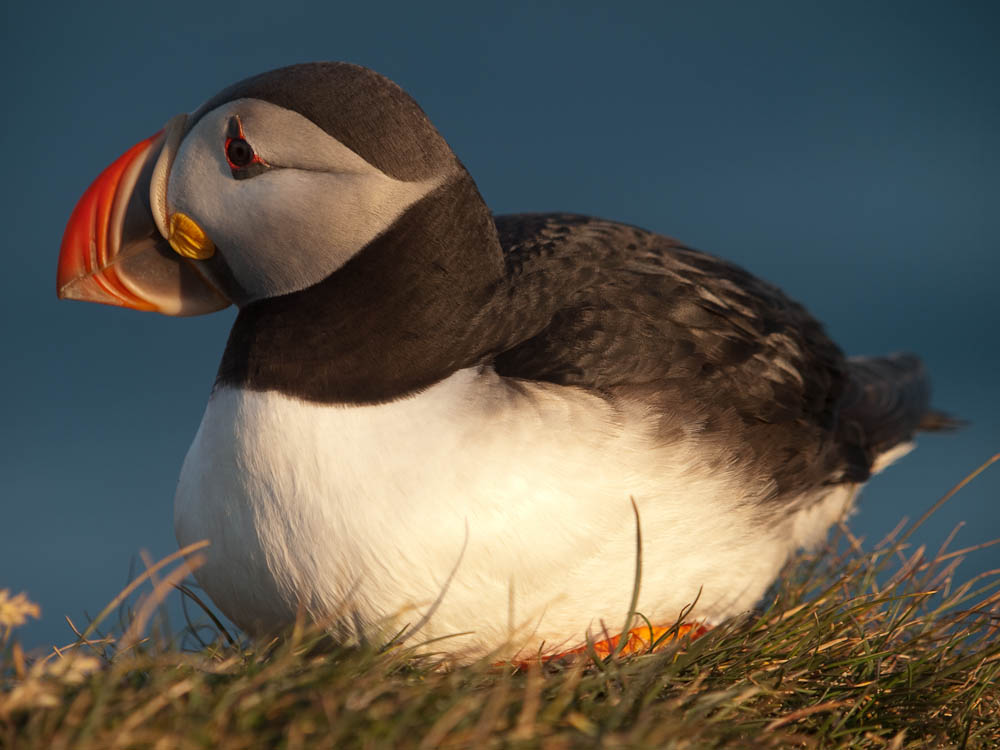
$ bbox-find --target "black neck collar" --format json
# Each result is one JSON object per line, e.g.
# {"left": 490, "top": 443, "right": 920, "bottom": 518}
{"left": 216, "top": 174, "right": 512, "bottom": 404}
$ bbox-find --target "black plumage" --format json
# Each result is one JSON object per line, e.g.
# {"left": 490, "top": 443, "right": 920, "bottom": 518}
{"left": 204, "top": 61, "right": 950, "bottom": 512}
{"left": 217, "top": 189, "right": 946, "bottom": 505}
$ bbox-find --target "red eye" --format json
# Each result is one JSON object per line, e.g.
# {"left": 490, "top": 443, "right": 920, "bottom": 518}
{"left": 226, "top": 137, "right": 255, "bottom": 168}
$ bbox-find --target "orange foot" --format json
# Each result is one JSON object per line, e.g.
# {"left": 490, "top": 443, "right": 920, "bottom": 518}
{"left": 558, "top": 622, "right": 710, "bottom": 660}
{"left": 510, "top": 623, "right": 709, "bottom": 669}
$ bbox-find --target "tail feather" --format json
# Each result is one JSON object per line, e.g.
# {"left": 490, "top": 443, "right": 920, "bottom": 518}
{"left": 918, "top": 409, "right": 966, "bottom": 432}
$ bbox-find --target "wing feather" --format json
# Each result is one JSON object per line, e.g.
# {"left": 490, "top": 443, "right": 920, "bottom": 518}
{"left": 491, "top": 213, "right": 948, "bottom": 499}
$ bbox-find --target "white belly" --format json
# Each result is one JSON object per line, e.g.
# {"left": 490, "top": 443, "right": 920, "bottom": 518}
{"left": 175, "top": 367, "right": 854, "bottom": 659}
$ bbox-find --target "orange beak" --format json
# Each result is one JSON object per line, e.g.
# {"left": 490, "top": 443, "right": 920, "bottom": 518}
{"left": 57, "top": 129, "right": 230, "bottom": 316}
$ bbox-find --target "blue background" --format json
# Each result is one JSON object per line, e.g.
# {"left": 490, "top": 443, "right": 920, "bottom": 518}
{"left": 3, "top": 1, "right": 998, "bottom": 650}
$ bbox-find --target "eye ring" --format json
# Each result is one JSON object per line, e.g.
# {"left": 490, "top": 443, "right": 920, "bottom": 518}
{"left": 226, "top": 137, "right": 255, "bottom": 168}
{"left": 224, "top": 115, "right": 269, "bottom": 179}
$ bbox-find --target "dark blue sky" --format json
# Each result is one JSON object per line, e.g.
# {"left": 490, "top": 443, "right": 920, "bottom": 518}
{"left": 4, "top": 1, "right": 998, "bottom": 650}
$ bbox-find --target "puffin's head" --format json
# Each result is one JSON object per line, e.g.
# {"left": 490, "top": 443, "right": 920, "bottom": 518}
{"left": 57, "top": 63, "right": 461, "bottom": 313}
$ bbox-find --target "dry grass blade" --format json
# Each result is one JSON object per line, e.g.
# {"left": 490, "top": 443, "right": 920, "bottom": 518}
{"left": 765, "top": 700, "right": 850, "bottom": 731}
{"left": 118, "top": 553, "right": 206, "bottom": 653}
{"left": 899, "top": 454, "right": 1000, "bottom": 546}
{"left": 79, "top": 540, "right": 210, "bottom": 642}
{"left": 611, "top": 497, "right": 643, "bottom": 661}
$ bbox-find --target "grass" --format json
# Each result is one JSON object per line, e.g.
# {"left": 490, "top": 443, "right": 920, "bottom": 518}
{"left": 2, "top": 457, "right": 999, "bottom": 749}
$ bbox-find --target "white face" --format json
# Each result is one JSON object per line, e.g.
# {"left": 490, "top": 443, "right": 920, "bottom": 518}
{"left": 166, "top": 98, "right": 445, "bottom": 302}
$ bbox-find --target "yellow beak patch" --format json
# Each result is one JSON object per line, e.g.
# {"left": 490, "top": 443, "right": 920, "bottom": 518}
{"left": 168, "top": 213, "right": 215, "bottom": 260}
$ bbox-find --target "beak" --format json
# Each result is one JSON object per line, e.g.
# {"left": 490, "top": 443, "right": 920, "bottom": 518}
{"left": 57, "top": 122, "right": 230, "bottom": 316}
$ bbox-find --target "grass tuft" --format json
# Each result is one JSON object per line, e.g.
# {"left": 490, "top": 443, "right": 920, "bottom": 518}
{"left": 2, "top": 458, "right": 999, "bottom": 748}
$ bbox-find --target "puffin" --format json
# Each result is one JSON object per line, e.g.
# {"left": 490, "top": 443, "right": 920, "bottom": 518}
{"left": 56, "top": 62, "right": 950, "bottom": 661}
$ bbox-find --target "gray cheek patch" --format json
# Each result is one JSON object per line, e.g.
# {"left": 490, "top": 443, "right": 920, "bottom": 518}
{"left": 165, "top": 101, "right": 444, "bottom": 303}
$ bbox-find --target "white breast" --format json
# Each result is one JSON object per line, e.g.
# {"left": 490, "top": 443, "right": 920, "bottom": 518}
{"left": 174, "top": 367, "right": 856, "bottom": 659}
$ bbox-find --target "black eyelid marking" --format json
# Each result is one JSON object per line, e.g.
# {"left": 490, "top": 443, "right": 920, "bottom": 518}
{"left": 225, "top": 115, "right": 270, "bottom": 180}
{"left": 232, "top": 161, "right": 269, "bottom": 180}
{"left": 226, "top": 116, "right": 243, "bottom": 140}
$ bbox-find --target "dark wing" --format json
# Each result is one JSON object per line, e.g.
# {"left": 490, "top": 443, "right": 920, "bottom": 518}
{"left": 491, "top": 213, "right": 940, "bottom": 501}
